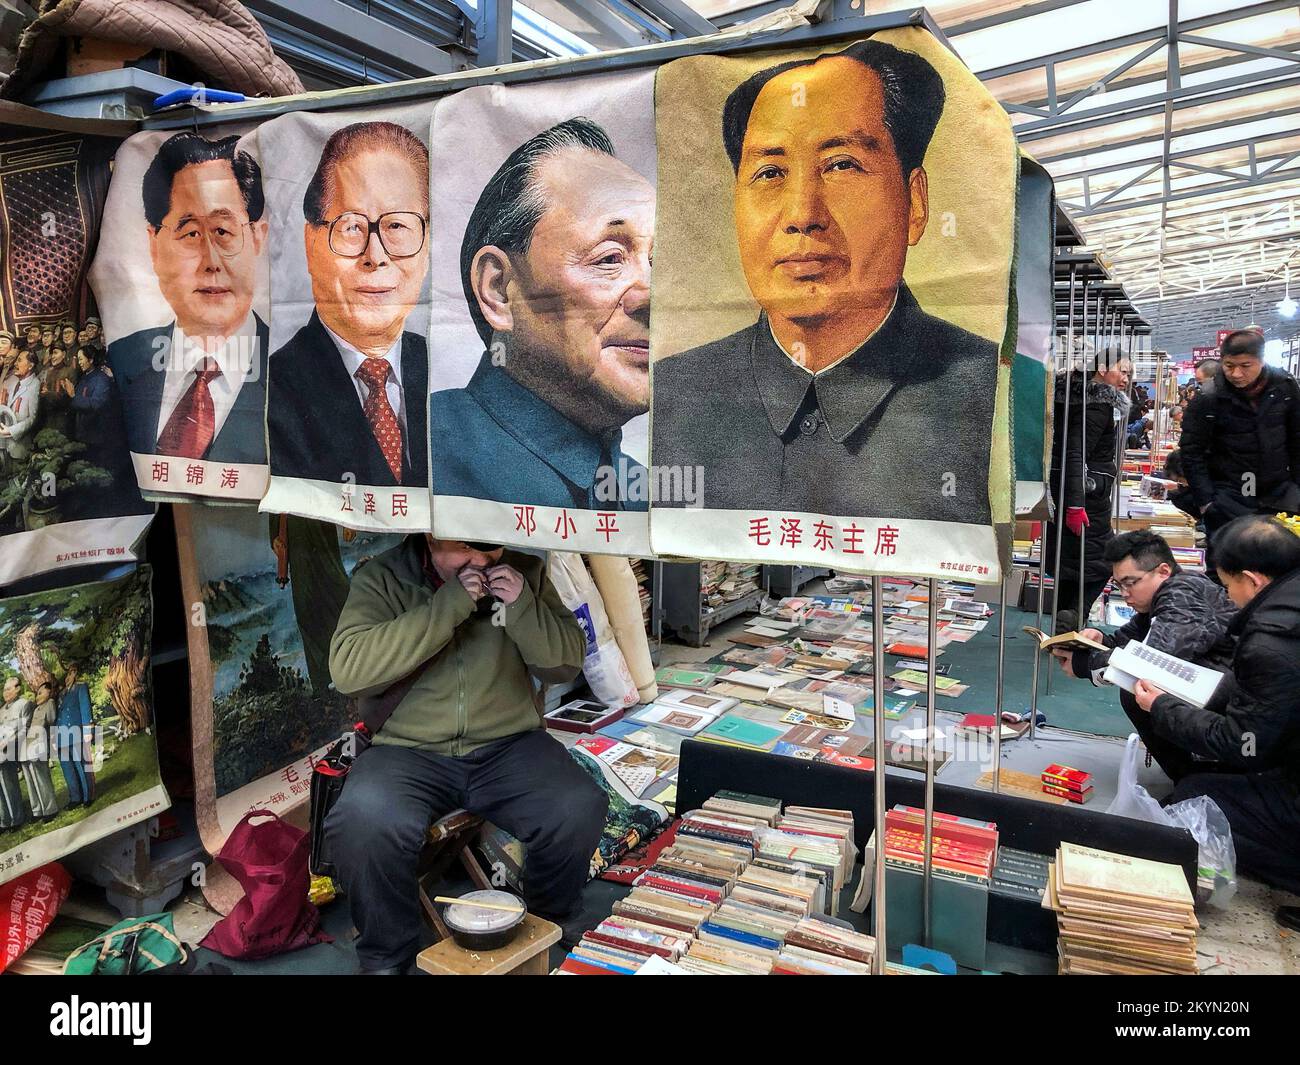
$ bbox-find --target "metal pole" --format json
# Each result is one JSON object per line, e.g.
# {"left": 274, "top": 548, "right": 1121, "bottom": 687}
{"left": 1047, "top": 263, "right": 1077, "bottom": 692}
{"left": 1115, "top": 320, "right": 1128, "bottom": 526}
{"left": 1159, "top": 353, "right": 1170, "bottom": 457}
{"left": 993, "top": 574, "right": 1008, "bottom": 793}
{"left": 1077, "top": 282, "right": 1090, "bottom": 625}
{"left": 923, "top": 577, "right": 938, "bottom": 945}
{"left": 1030, "top": 523, "right": 1046, "bottom": 736}
{"left": 871, "top": 575, "right": 888, "bottom": 974}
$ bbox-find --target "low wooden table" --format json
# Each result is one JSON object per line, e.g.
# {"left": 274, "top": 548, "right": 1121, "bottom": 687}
{"left": 415, "top": 914, "right": 560, "bottom": 975}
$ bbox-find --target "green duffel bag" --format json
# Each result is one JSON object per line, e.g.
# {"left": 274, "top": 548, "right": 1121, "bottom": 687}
{"left": 63, "top": 913, "right": 188, "bottom": 975}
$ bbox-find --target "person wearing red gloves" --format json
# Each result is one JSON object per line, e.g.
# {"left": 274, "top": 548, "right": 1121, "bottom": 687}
{"left": 1045, "top": 348, "right": 1132, "bottom": 632}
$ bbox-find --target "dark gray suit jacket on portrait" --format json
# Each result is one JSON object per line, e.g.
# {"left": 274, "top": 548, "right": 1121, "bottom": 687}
{"left": 107, "top": 314, "right": 269, "bottom": 465}
{"left": 651, "top": 283, "right": 998, "bottom": 523}
{"left": 428, "top": 353, "right": 647, "bottom": 511}
{"left": 267, "top": 310, "right": 428, "bottom": 488}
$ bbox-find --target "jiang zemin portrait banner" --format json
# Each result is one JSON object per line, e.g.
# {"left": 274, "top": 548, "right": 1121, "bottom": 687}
{"left": 90, "top": 125, "right": 270, "bottom": 504}
{"left": 648, "top": 29, "right": 1018, "bottom": 579}
{"left": 260, "top": 104, "right": 433, "bottom": 534}
{"left": 426, "top": 70, "right": 655, "bottom": 555}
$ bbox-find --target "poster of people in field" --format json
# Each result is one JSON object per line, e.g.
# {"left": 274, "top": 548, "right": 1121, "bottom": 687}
{"left": 0, "top": 568, "right": 164, "bottom": 884}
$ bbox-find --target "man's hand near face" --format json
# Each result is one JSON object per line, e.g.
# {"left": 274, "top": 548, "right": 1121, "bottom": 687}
{"left": 458, "top": 566, "right": 489, "bottom": 602}
{"left": 486, "top": 564, "right": 525, "bottom": 606}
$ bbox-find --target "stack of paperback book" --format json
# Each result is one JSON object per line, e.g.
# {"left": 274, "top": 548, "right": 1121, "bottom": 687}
{"left": 879, "top": 805, "right": 998, "bottom": 883}
{"left": 1044, "top": 841, "right": 1199, "bottom": 975}
{"left": 557, "top": 792, "right": 877, "bottom": 975}
{"left": 1040, "top": 763, "right": 1093, "bottom": 804}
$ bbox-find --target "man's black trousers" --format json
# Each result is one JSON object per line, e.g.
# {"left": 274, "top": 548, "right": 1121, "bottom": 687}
{"left": 324, "top": 728, "right": 608, "bottom": 970}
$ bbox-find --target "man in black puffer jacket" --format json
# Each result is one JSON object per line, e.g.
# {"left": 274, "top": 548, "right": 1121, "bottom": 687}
{"left": 1045, "top": 350, "right": 1132, "bottom": 631}
{"left": 1054, "top": 530, "right": 1236, "bottom": 782}
{"left": 1178, "top": 330, "right": 1300, "bottom": 553}
{"left": 1134, "top": 515, "right": 1300, "bottom": 895}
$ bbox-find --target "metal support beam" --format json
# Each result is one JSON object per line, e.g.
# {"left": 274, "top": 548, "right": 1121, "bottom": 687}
{"left": 558, "top": 0, "right": 654, "bottom": 47}
{"left": 476, "top": 0, "right": 514, "bottom": 67}
{"left": 633, "top": 0, "right": 716, "bottom": 38}
{"left": 244, "top": 0, "right": 457, "bottom": 79}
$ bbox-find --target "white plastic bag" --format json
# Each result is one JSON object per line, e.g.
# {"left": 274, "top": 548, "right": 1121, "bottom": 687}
{"left": 1164, "top": 795, "right": 1238, "bottom": 909}
{"left": 547, "top": 552, "right": 638, "bottom": 709}
{"left": 1105, "top": 733, "right": 1172, "bottom": 823}
{"left": 1106, "top": 733, "right": 1238, "bottom": 908}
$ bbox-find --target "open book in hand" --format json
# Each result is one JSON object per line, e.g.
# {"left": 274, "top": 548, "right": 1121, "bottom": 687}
{"left": 1022, "top": 626, "right": 1108, "bottom": 654}
{"left": 1103, "top": 641, "right": 1225, "bottom": 710}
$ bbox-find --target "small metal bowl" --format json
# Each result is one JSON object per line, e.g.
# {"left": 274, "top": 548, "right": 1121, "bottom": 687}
{"left": 442, "top": 889, "right": 527, "bottom": 951}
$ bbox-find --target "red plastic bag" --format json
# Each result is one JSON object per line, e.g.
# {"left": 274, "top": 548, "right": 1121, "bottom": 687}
{"left": 201, "top": 810, "right": 331, "bottom": 959}
{"left": 1, "top": 863, "right": 72, "bottom": 973}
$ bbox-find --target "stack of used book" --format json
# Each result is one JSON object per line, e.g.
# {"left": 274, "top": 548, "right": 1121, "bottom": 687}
{"left": 557, "top": 792, "right": 878, "bottom": 975}
{"left": 853, "top": 805, "right": 998, "bottom": 969}
{"left": 631, "top": 557, "right": 653, "bottom": 632}
{"left": 990, "top": 846, "right": 1051, "bottom": 903}
{"left": 1044, "top": 841, "right": 1199, "bottom": 975}
{"left": 700, "top": 561, "right": 761, "bottom": 612}
{"left": 879, "top": 806, "right": 997, "bottom": 882}
{"left": 1040, "top": 763, "right": 1093, "bottom": 804}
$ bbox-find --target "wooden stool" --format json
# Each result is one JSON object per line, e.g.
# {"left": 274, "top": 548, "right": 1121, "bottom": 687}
{"left": 415, "top": 913, "right": 560, "bottom": 975}
{"left": 416, "top": 809, "right": 493, "bottom": 943}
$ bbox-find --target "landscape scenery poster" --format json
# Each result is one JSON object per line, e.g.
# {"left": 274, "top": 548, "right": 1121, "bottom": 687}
{"left": 0, "top": 567, "right": 165, "bottom": 883}
{"left": 177, "top": 504, "right": 401, "bottom": 846}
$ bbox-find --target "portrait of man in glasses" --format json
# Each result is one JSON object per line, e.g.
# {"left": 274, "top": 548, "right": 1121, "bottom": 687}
{"left": 267, "top": 121, "right": 430, "bottom": 489}
{"left": 107, "top": 131, "right": 269, "bottom": 463}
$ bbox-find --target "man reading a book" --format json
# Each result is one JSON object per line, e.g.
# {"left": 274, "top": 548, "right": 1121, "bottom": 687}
{"left": 324, "top": 535, "right": 606, "bottom": 973}
{"left": 1132, "top": 515, "right": 1300, "bottom": 895}
{"left": 1053, "top": 530, "right": 1235, "bottom": 781}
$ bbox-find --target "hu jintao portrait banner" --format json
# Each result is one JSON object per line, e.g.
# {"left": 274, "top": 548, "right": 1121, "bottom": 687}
{"left": 259, "top": 103, "right": 434, "bottom": 534}
{"left": 426, "top": 70, "right": 655, "bottom": 556}
{"left": 89, "top": 124, "right": 271, "bottom": 505}
{"left": 648, "top": 28, "right": 1018, "bottom": 580}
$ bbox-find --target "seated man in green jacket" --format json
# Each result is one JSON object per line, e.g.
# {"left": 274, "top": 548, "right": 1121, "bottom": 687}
{"left": 325, "top": 535, "right": 606, "bottom": 974}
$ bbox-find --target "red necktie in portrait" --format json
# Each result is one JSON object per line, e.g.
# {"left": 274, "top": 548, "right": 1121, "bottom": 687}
{"left": 157, "top": 358, "right": 222, "bottom": 458}
{"left": 354, "top": 357, "right": 404, "bottom": 483}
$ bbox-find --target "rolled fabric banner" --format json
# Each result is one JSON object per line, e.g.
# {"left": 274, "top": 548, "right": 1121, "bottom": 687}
{"left": 588, "top": 554, "right": 658, "bottom": 703}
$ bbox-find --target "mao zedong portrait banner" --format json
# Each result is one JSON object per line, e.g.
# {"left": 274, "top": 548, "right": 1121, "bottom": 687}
{"left": 426, "top": 71, "right": 655, "bottom": 555}
{"left": 1, "top": 122, "right": 152, "bottom": 585}
{"left": 649, "top": 30, "right": 1018, "bottom": 580}
{"left": 91, "top": 127, "right": 270, "bottom": 504}
{"left": 260, "top": 106, "right": 433, "bottom": 533}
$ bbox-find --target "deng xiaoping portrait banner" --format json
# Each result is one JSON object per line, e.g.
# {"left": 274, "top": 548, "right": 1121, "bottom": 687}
{"left": 260, "top": 104, "right": 434, "bottom": 533}
{"left": 90, "top": 124, "right": 271, "bottom": 504}
{"left": 426, "top": 70, "right": 655, "bottom": 555}
{"left": 0, "top": 123, "right": 153, "bottom": 585}
{"left": 649, "top": 29, "right": 1019, "bottom": 579}
{"left": 0, "top": 567, "right": 165, "bottom": 885}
